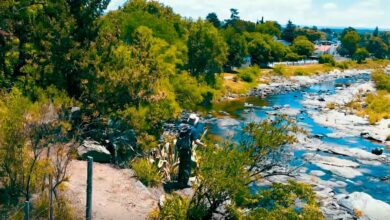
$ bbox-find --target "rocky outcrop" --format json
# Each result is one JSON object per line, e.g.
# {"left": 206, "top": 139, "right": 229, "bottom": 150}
{"left": 338, "top": 192, "right": 390, "bottom": 220}
{"left": 301, "top": 80, "right": 390, "bottom": 143}
{"left": 77, "top": 140, "right": 111, "bottom": 163}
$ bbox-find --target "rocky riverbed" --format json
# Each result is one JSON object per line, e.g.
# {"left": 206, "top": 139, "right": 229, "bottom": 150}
{"left": 210, "top": 69, "right": 390, "bottom": 219}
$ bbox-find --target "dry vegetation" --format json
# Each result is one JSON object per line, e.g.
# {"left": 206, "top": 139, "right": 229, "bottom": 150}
{"left": 346, "top": 69, "right": 390, "bottom": 124}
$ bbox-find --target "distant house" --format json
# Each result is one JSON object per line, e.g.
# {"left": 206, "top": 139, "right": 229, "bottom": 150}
{"left": 313, "top": 41, "right": 339, "bottom": 57}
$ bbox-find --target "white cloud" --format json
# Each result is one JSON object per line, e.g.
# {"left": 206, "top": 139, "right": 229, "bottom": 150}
{"left": 106, "top": 0, "right": 127, "bottom": 11}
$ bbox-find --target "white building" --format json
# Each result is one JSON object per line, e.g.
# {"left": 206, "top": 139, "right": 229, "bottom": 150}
{"left": 313, "top": 41, "right": 339, "bottom": 57}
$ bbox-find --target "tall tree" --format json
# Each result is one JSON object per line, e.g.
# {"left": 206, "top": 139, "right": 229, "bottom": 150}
{"left": 282, "top": 20, "right": 296, "bottom": 42}
{"left": 187, "top": 20, "right": 228, "bottom": 85}
{"left": 291, "top": 36, "right": 315, "bottom": 58}
{"left": 367, "top": 36, "right": 388, "bottom": 59}
{"left": 230, "top": 8, "right": 240, "bottom": 21}
{"left": 373, "top": 26, "right": 379, "bottom": 37}
{"left": 206, "top": 12, "right": 221, "bottom": 28}
{"left": 339, "top": 29, "right": 360, "bottom": 57}
{"left": 222, "top": 27, "right": 248, "bottom": 70}
{"left": 256, "top": 21, "right": 282, "bottom": 38}
{"left": 247, "top": 33, "right": 287, "bottom": 65}
{"left": 0, "top": 0, "right": 110, "bottom": 97}
{"left": 353, "top": 48, "right": 369, "bottom": 63}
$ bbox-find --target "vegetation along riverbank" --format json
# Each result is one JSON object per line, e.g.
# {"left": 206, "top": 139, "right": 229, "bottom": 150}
{"left": 1, "top": 0, "right": 390, "bottom": 219}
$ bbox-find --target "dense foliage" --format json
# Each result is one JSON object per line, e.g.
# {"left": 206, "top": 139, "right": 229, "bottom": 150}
{"left": 153, "top": 118, "right": 322, "bottom": 219}
{"left": 1, "top": 0, "right": 389, "bottom": 218}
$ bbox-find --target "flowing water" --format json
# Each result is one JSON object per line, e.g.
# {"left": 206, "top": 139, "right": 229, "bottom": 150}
{"left": 206, "top": 73, "right": 390, "bottom": 203}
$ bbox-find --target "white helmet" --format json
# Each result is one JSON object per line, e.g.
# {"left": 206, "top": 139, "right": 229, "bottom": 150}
{"left": 188, "top": 113, "right": 199, "bottom": 125}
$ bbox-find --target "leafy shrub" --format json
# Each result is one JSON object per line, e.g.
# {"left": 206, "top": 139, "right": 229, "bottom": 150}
{"left": 131, "top": 158, "right": 161, "bottom": 187}
{"left": 353, "top": 48, "right": 369, "bottom": 64}
{"left": 171, "top": 72, "right": 204, "bottom": 110}
{"left": 273, "top": 65, "right": 286, "bottom": 75}
{"left": 365, "top": 91, "right": 390, "bottom": 124}
{"left": 372, "top": 70, "right": 390, "bottom": 92}
{"left": 319, "top": 54, "right": 336, "bottom": 66}
{"left": 239, "top": 72, "right": 254, "bottom": 82}
{"left": 237, "top": 66, "right": 262, "bottom": 82}
{"left": 246, "top": 181, "right": 324, "bottom": 219}
{"left": 150, "top": 194, "right": 189, "bottom": 219}
{"left": 336, "top": 61, "right": 349, "bottom": 69}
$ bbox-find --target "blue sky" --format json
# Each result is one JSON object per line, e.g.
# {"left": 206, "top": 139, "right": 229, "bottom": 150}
{"left": 107, "top": 0, "right": 390, "bottom": 29}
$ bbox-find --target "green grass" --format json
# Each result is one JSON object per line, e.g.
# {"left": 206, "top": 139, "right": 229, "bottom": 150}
{"left": 270, "top": 60, "right": 390, "bottom": 77}
{"left": 222, "top": 66, "right": 267, "bottom": 95}
{"left": 271, "top": 64, "right": 334, "bottom": 76}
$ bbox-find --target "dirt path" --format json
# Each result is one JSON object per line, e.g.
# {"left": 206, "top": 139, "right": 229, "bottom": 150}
{"left": 65, "top": 160, "right": 162, "bottom": 220}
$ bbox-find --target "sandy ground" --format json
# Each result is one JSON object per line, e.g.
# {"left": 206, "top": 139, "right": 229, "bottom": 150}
{"left": 65, "top": 160, "right": 163, "bottom": 220}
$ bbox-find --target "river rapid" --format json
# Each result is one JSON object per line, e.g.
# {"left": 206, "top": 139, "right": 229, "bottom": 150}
{"left": 204, "top": 70, "right": 390, "bottom": 218}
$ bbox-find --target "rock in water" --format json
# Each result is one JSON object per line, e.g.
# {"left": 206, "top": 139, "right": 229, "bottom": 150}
{"left": 339, "top": 192, "right": 390, "bottom": 220}
{"left": 78, "top": 140, "right": 111, "bottom": 163}
{"left": 371, "top": 148, "right": 384, "bottom": 156}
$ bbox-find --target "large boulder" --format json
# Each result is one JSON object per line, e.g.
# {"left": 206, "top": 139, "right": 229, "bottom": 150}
{"left": 338, "top": 192, "right": 390, "bottom": 220}
{"left": 78, "top": 140, "right": 111, "bottom": 163}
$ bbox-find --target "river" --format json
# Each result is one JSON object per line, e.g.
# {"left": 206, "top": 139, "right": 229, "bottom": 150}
{"left": 205, "top": 72, "right": 390, "bottom": 204}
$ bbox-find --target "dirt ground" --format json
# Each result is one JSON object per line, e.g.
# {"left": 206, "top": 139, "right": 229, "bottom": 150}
{"left": 65, "top": 160, "right": 163, "bottom": 220}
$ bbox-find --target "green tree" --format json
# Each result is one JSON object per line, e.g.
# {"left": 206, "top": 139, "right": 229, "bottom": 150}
{"left": 171, "top": 72, "right": 204, "bottom": 109}
{"left": 188, "top": 20, "right": 228, "bottom": 85}
{"left": 0, "top": 0, "right": 109, "bottom": 97}
{"left": 115, "top": 0, "right": 187, "bottom": 45}
{"left": 353, "top": 48, "right": 369, "bottom": 63}
{"left": 373, "top": 26, "right": 379, "bottom": 37}
{"left": 379, "top": 32, "right": 390, "bottom": 56}
{"left": 295, "top": 27, "right": 325, "bottom": 42}
{"left": 367, "top": 36, "right": 388, "bottom": 59}
{"left": 291, "top": 36, "right": 315, "bottom": 58}
{"left": 339, "top": 30, "right": 360, "bottom": 57}
{"left": 255, "top": 21, "right": 282, "bottom": 38}
{"left": 247, "top": 33, "right": 287, "bottom": 65}
{"left": 282, "top": 20, "right": 296, "bottom": 42}
{"left": 230, "top": 8, "right": 240, "bottom": 21}
{"left": 206, "top": 12, "right": 221, "bottom": 28}
{"left": 222, "top": 27, "right": 248, "bottom": 70}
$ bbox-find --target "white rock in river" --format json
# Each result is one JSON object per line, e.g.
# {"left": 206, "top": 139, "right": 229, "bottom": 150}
{"left": 304, "top": 153, "right": 360, "bottom": 168}
{"left": 338, "top": 192, "right": 390, "bottom": 220}
{"left": 304, "top": 153, "right": 363, "bottom": 179}
{"left": 315, "top": 163, "right": 363, "bottom": 179}
{"left": 310, "top": 170, "right": 326, "bottom": 176}
{"left": 276, "top": 107, "right": 301, "bottom": 116}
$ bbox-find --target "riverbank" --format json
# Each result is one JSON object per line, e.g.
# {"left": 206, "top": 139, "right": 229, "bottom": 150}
{"left": 221, "top": 60, "right": 390, "bottom": 101}
{"left": 210, "top": 68, "right": 390, "bottom": 219}
{"left": 302, "top": 80, "right": 390, "bottom": 144}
